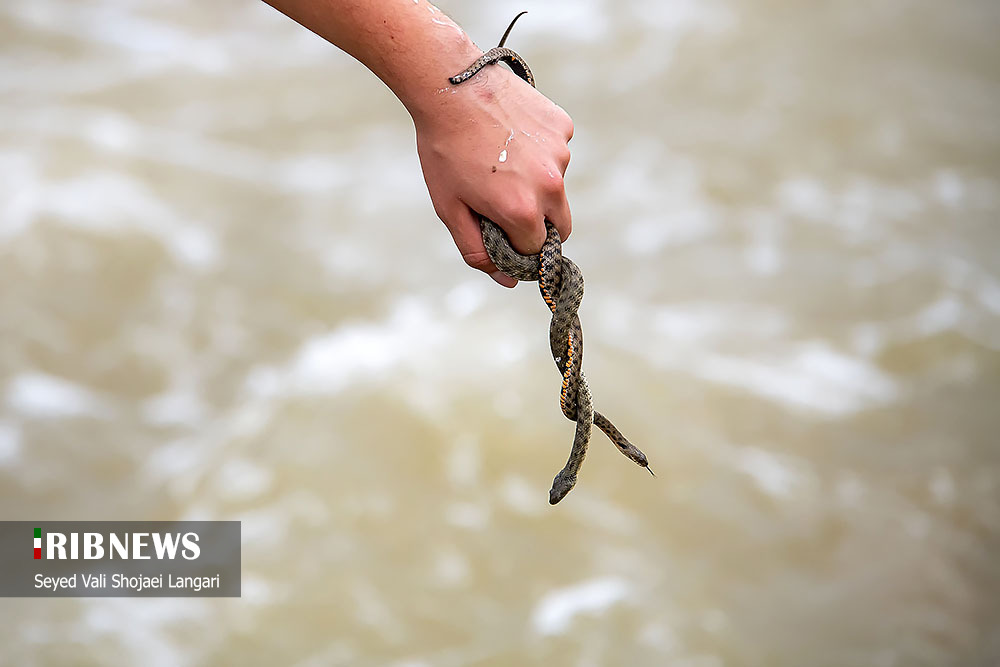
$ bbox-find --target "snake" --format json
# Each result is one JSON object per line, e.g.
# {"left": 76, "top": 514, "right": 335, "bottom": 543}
{"left": 449, "top": 12, "right": 654, "bottom": 504}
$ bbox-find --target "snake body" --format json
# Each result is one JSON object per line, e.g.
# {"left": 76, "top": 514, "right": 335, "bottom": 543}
{"left": 452, "top": 13, "right": 653, "bottom": 504}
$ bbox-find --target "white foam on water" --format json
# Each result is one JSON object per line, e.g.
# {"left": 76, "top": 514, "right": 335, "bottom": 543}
{"left": 695, "top": 342, "right": 898, "bottom": 416}
{"left": 835, "top": 473, "right": 867, "bottom": 508}
{"left": 5, "top": 373, "right": 112, "bottom": 419}
{"left": 0, "top": 421, "right": 22, "bottom": 466}
{"left": 275, "top": 154, "right": 353, "bottom": 193}
{"left": 736, "top": 447, "right": 800, "bottom": 499}
{"left": 604, "top": 0, "right": 736, "bottom": 90}
{"left": 141, "top": 390, "right": 208, "bottom": 427}
{"left": 81, "top": 598, "right": 208, "bottom": 667}
{"left": 241, "top": 574, "right": 274, "bottom": 606}
{"left": 10, "top": 167, "right": 219, "bottom": 269}
{"left": 933, "top": 169, "right": 965, "bottom": 206}
{"left": 595, "top": 149, "right": 720, "bottom": 256}
{"left": 904, "top": 512, "right": 932, "bottom": 539}
{"left": 841, "top": 179, "right": 924, "bottom": 229}
{"left": 0, "top": 150, "right": 42, "bottom": 239}
{"left": 532, "top": 576, "right": 631, "bottom": 636}
{"left": 242, "top": 295, "right": 532, "bottom": 406}
{"left": 778, "top": 175, "right": 926, "bottom": 243}
{"left": 142, "top": 438, "right": 206, "bottom": 482}
{"left": 597, "top": 300, "right": 895, "bottom": 415}
{"left": 929, "top": 467, "right": 956, "bottom": 506}
{"left": 745, "top": 238, "right": 783, "bottom": 275}
{"left": 650, "top": 303, "right": 789, "bottom": 343}
{"left": 914, "top": 296, "right": 964, "bottom": 335}
{"left": 849, "top": 285, "right": 1000, "bottom": 359}
{"left": 636, "top": 0, "right": 737, "bottom": 33}
{"left": 445, "top": 501, "right": 490, "bottom": 530}
{"left": 445, "top": 435, "right": 481, "bottom": 488}
{"left": 86, "top": 111, "right": 140, "bottom": 152}
{"left": 488, "top": 0, "right": 733, "bottom": 50}
{"left": 484, "top": 0, "right": 609, "bottom": 44}
{"left": 500, "top": 474, "right": 544, "bottom": 515}
{"left": 350, "top": 578, "right": 407, "bottom": 644}
{"left": 567, "top": 497, "right": 641, "bottom": 537}
{"left": 743, "top": 211, "right": 785, "bottom": 276}
{"left": 444, "top": 281, "right": 487, "bottom": 318}
{"left": 700, "top": 608, "right": 730, "bottom": 634}
{"left": 624, "top": 209, "right": 716, "bottom": 255}
{"left": 214, "top": 458, "right": 273, "bottom": 502}
{"left": 3, "top": 107, "right": 353, "bottom": 198}
{"left": 4, "top": 2, "right": 230, "bottom": 73}
{"left": 267, "top": 322, "right": 404, "bottom": 393}
{"left": 777, "top": 177, "right": 832, "bottom": 221}
{"left": 430, "top": 547, "right": 471, "bottom": 588}
{"left": 282, "top": 298, "right": 444, "bottom": 394}
{"left": 491, "top": 388, "right": 523, "bottom": 420}
{"left": 0, "top": 55, "right": 140, "bottom": 97}
{"left": 638, "top": 620, "right": 680, "bottom": 651}
{"left": 977, "top": 279, "right": 1000, "bottom": 316}
{"left": 240, "top": 507, "right": 293, "bottom": 553}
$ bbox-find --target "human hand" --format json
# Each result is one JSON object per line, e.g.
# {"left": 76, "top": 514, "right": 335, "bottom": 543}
{"left": 412, "top": 65, "right": 574, "bottom": 287}
{"left": 260, "top": 0, "right": 572, "bottom": 286}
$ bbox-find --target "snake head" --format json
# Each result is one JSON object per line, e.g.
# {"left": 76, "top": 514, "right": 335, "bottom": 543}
{"left": 548, "top": 473, "right": 577, "bottom": 504}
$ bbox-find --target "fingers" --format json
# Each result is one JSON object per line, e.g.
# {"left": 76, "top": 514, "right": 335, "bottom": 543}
{"left": 478, "top": 192, "right": 546, "bottom": 256}
{"left": 439, "top": 154, "right": 572, "bottom": 283}
{"left": 545, "top": 185, "right": 573, "bottom": 244}
{"left": 546, "top": 140, "right": 572, "bottom": 242}
{"left": 441, "top": 203, "right": 517, "bottom": 288}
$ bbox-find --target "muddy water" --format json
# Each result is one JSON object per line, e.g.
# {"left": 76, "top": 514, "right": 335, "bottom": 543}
{"left": 1, "top": 1, "right": 999, "bottom": 665}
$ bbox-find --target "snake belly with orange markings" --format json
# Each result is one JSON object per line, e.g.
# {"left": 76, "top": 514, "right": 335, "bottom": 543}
{"left": 451, "top": 13, "right": 653, "bottom": 504}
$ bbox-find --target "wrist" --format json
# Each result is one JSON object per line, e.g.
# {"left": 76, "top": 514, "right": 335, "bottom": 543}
{"left": 389, "top": 33, "right": 484, "bottom": 123}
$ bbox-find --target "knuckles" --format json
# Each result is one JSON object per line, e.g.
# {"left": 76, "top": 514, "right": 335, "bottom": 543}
{"left": 553, "top": 106, "right": 575, "bottom": 141}
{"left": 499, "top": 194, "right": 541, "bottom": 232}
{"left": 540, "top": 169, "right": 565, "bottom": 196}
{"left": 556, "top": 146, "right": 572, "bottom": 170}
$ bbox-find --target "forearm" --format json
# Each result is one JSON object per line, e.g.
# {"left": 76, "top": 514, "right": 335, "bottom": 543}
{"left": 261, "top": 0, "right": 482, "bottom": 119}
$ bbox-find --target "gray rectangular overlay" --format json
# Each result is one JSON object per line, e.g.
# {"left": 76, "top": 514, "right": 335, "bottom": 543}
{"left": 1, "top": 521, "right": 241, "bottom": 597}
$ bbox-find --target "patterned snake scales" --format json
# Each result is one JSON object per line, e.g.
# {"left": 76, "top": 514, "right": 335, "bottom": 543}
{"left": 450, "top": 12, "right": 654, "bottom": 504}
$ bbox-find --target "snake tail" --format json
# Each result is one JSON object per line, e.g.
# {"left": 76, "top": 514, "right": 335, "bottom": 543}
{"left": 497, "top": 11, "right": 528, "bottom": 48}
{"left": 448, "top": 12, "right": 534, "bottom": 86}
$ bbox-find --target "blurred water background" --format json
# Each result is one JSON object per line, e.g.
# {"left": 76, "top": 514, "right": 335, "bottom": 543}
{"left": 2, "top": 0, "right": 999, "bottom": 665}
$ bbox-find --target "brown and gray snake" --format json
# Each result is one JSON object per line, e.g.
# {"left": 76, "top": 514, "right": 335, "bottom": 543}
{"left": 450, "top": 12, "right": 654, "bottom": 504}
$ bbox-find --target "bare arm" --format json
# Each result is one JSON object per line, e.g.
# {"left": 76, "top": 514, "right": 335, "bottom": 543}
{"left": 261, "top": 0, "right": 574, "bottom": 286}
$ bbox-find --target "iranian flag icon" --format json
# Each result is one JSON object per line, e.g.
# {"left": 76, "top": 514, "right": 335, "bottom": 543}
{"left": 34, "top": 527, "right": 41, "bottom": 559}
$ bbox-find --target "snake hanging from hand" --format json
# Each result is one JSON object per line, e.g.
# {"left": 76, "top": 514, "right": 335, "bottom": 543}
{"left": 450, "top": 12, "right": 654, "bottom": 504}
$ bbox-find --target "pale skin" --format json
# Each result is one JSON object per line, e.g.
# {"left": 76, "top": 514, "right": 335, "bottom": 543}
{"left": 261, "top": 0, "right": 574, "bottom": 287}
